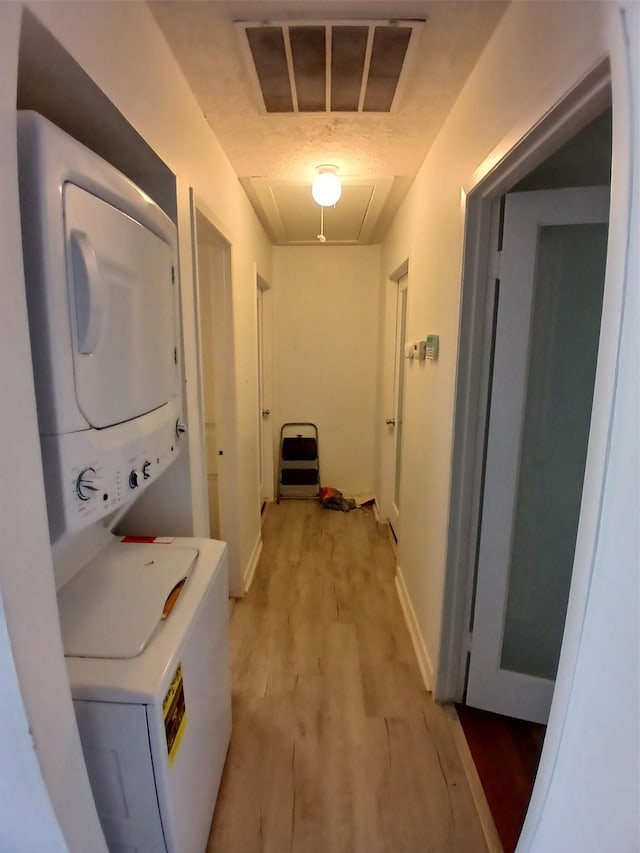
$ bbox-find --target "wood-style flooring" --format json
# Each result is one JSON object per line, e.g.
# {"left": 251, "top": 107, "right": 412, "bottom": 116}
{"left": 207, "top": 500, "right": 489, "bottom": 852}
{"left": 455, "top": 705, "right": 545, "bottom": 853}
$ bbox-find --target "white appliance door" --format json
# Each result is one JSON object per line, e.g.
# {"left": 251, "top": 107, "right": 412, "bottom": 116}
{"left": 74, "top": 700, "right": 168, "bottom": 852}
{"left": 64, "top": 183, "right": 177, "bottom": 429}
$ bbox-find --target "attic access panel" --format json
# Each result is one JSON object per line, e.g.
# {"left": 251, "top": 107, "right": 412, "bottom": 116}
{"left": 269, "top": 183, "right": 376, "bottom": 244}
{"left": 236, "top": 19, "right": 423, "bottom": 114}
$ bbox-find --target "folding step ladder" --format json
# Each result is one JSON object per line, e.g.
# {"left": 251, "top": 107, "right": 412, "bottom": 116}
{"left": 277, "top": 422, "right": 320, "bottom": 502}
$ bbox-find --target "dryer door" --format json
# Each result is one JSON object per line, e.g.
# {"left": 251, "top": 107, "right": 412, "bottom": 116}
{"left": 64, "top": 183, "right": 177, "bottom": 429}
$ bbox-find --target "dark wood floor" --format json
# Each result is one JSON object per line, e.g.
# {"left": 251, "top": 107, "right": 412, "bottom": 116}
{"left": 207, "top": 500, "right": 489, "bottom": 852}
{"left": 455, "top": 704, "right": 545, "bottom": 853}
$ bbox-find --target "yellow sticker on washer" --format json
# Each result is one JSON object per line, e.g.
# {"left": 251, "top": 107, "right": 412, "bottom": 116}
{"left": 163, "top": 662, "right": 187, "bottom": 764}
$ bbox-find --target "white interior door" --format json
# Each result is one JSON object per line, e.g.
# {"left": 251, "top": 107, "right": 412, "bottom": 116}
{"left": 466, "top": 187, "right": 609, "bottom": 723}
{"left": 389, "top": 273, "right": 409, "bottom": 537}
{"left": 256, "top": 275, "right": 274, "bottom": 505}
{"left": 256, "top": 284, "right": 266, "bottom": 506}
{"left": 197, "top": 237, "right": 220, "bottom": 539}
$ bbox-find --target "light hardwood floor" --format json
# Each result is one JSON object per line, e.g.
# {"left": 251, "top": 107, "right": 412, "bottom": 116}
{"left": 207, "top": 500, "right": 489, "bottom": 852}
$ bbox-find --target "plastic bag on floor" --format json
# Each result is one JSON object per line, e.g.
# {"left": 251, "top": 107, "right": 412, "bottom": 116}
{"left": 319, "top": 486, "right": 357, "bottom": 512}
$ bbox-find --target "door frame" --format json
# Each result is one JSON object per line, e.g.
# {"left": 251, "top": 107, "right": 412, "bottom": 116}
{"left": 437, "top": 59, "right": 612, "bottom": 704}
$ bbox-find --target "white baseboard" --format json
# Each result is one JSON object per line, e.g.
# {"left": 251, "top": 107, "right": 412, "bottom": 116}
{"left": 395, "top": 564, "right": 434, "bottom": 692}
{"left": 373, "top": 498, "right": 387, "bottom": 525}
{"left": 260, "top": 498, "right": 273, "bottom": 525}
{"left": 243, "top": 534, "right": 263, "bottom": 593}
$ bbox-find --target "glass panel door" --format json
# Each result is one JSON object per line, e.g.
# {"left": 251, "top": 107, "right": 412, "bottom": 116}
{"left": 501, "top": 223, "right": 608, "bottom": 679}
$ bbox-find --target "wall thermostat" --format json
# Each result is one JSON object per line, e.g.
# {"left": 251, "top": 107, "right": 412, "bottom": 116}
{"left": 425, "top": 334, "right": 439, "bottom": 361}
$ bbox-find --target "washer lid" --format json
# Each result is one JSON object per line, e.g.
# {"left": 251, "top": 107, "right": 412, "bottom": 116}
{"left": 58, "top": 542, "right": 198, "bottom": 659}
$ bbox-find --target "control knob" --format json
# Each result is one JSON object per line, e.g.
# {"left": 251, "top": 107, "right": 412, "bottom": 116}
{"left": 76, "top": 467, "right": 99, "bottom": 502}
{"left": 129, "top": 469, "right": 142, "bottom": 490}
{"left": 142, "top": 460, "right": 151, "bottom": 480}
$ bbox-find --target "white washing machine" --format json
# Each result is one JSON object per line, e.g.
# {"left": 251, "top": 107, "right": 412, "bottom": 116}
{"left": 58, "top": 535, "right": 231, "bottom": 852}
{"left": 18, "top": 111, "right": 232, "bottom": 852}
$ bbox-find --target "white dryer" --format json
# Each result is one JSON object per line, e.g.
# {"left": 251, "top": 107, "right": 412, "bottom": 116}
{"left": 18, "top": 110, "right": 182, "bottom": 548}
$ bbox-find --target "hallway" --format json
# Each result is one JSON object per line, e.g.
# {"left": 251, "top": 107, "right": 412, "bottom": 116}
{"left": 207, "top": 501, "right": 488, "bottom": 852}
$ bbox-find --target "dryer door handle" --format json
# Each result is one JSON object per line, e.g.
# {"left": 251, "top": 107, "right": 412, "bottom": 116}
{"left": 70, "top": 230, "right": 104, "bottom": 355}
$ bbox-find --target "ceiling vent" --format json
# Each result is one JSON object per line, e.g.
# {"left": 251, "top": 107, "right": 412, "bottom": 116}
{"left": 236, "top": 19, "right": 424, "bottom": 114}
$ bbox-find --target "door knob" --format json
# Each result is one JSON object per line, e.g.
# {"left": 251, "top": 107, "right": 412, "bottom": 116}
{"left": 385, "top": 418, "right": 396, "bottom": 426}
{"left": 262, "top": 409, "right": 271, "bottom": 417}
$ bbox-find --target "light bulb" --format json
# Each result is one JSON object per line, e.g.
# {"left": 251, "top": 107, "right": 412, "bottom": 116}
{"left": 311, "top": 169, "right": 342, "bottom": 207}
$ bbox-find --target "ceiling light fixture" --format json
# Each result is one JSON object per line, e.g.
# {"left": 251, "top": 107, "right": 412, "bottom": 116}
{"left": 312, "top": 165, "right": 342, "bottom": 207}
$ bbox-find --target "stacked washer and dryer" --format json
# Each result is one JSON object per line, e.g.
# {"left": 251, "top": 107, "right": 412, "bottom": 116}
{"left": 18, "top": 112, "right": 231, "bottom": 853}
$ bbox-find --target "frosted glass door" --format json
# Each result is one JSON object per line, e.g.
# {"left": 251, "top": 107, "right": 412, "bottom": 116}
{"left": 501, "top": 222, "right": 608, "bottom": 679}
{"left": 466, "top": 187, "right": 609, "bottom": 723}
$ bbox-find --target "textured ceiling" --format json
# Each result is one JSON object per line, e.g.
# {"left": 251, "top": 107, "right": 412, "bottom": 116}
{"left": 149, "top": 1, "right": 508, "bottom": 244}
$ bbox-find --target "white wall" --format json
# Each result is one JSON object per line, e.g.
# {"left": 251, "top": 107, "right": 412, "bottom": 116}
{"left": 0, "top": 0, "right": 272, "bottom": 847}
{"left": 272, "top": 245, "right": 380, "bottom": 496}
{"left": 377, "top": 1, "right": 638, "bottom": 850}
